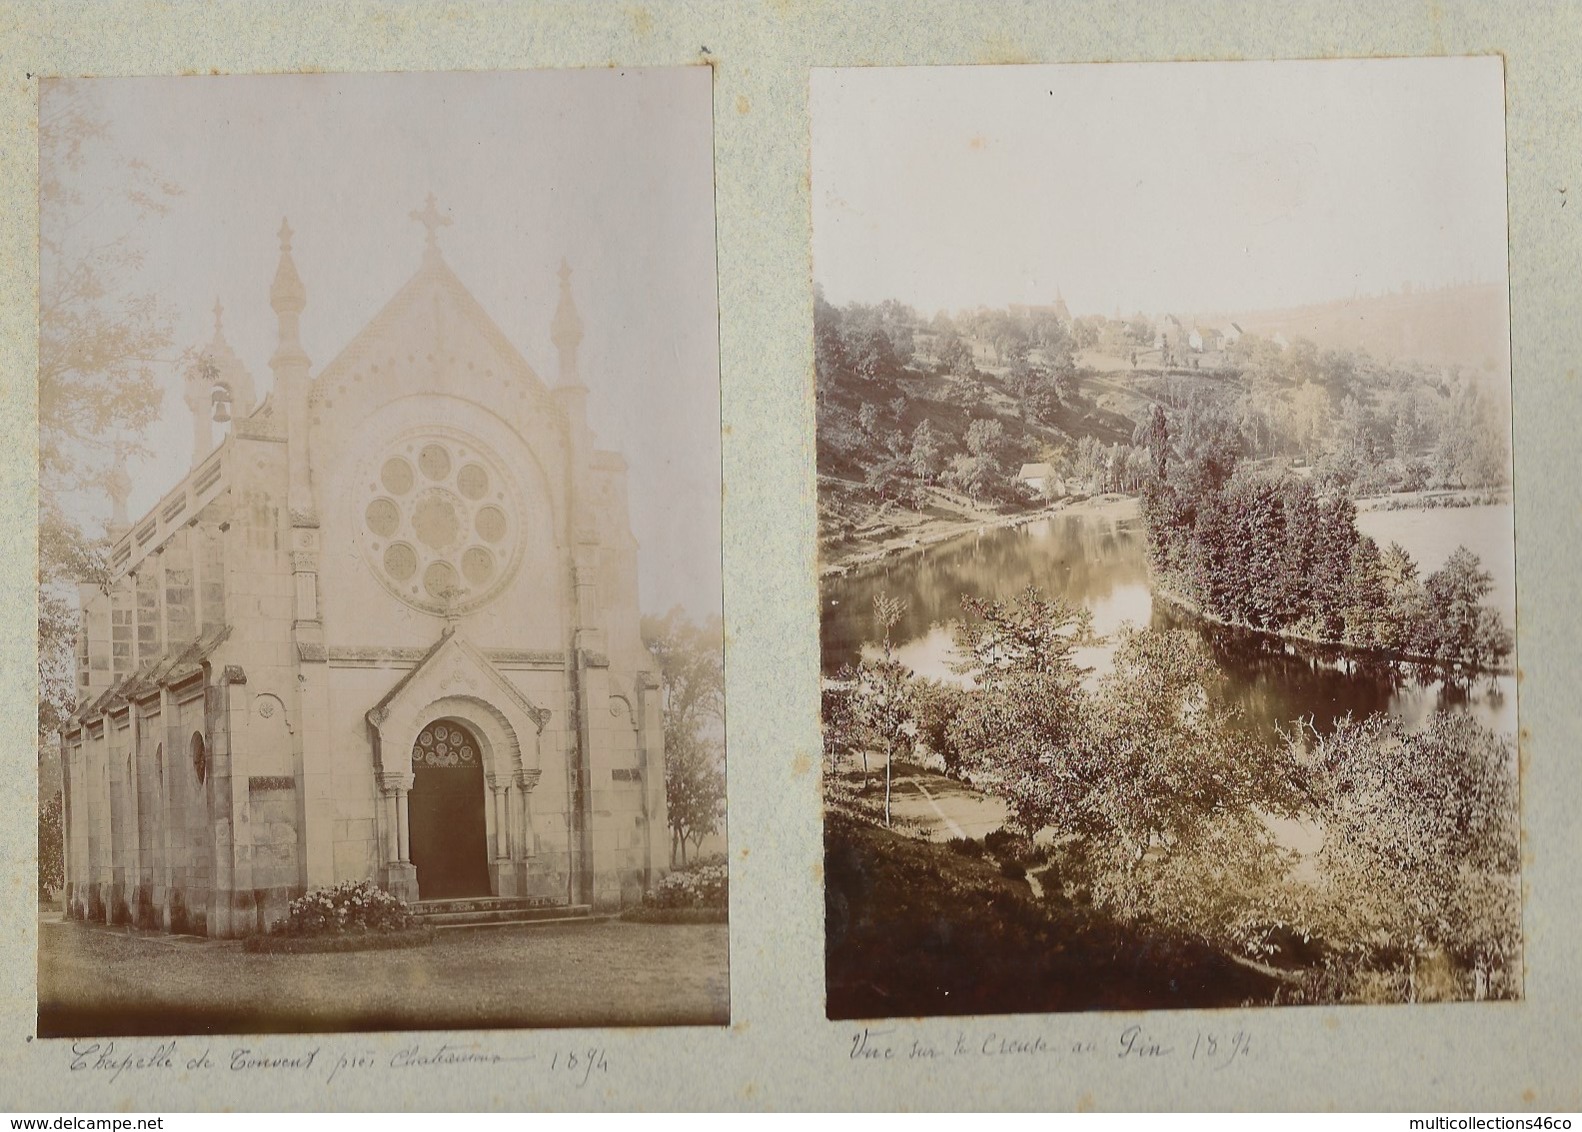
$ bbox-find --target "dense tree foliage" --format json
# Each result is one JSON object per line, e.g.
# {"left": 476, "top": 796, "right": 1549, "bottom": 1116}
{"left": 1142, "top": 461, "right": 1511, "bottom": 674}
{"left": 815, "top": 294, "right": 1087, "bottom": 515}
{"left": 1294, "top": 712, "right": 1520, "bottom": 1001}
{"left": 38, "top": 791, "right": 65, "bottom": 900}
{"left": 823, "top": 591, "right": 1521, "bottom": 1002}
{"left": 942, "top": 589, "right": 1093, "bottom": 831}
{"left": 38, "top": 86, "right": 184, "bottom": 742}
{"left": 819, "top": 288, "right": 1518, "bottom": 1006}
{"left": 643, "top": 608, "right": 726, "bottom": 864}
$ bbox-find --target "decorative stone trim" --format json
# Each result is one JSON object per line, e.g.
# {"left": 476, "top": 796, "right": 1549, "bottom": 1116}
{"left": 326, "top": 645, "right": 564, "bottom": 669}
{"left": 377, "top": 770, "right": 414, "bottom": 794}
{"left": 488, "top": 649, "right": 565, "bottom": 668}
{"left": 230, "top": 420, "right": 286, "bottom": 442}
{"left": 331, "top": 646, "right": 428, "bottom": 664}
{"left": 248, "top": 775, "right": 295, "bottom": 792}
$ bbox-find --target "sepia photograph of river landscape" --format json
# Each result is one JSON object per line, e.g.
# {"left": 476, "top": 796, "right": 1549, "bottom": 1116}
{"left": 813, "top": 59, "right": 1518, "bottom": 1020}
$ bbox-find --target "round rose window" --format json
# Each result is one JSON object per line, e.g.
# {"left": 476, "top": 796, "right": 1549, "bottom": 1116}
{"left": 358, "top": 434, "right": 520, "bottom": 613}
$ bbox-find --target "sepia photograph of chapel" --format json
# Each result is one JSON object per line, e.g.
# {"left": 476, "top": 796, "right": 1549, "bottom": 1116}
{"left": 816, "top": 59, "right": 1518, "bottom": 1020}
{"left": 37, "top": 69, "right": 726, "bottom": 1035}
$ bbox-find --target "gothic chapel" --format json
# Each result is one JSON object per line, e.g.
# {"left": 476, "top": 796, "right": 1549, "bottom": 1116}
{"left": 59, "top": 199, "right": 670, "bottom": 936}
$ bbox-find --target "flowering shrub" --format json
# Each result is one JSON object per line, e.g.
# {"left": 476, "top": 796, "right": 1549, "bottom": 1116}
{"left": 651, "top": 863, "right": 728, "bottom": 910}
{"left": 278, "top": 880, "right": 412, "bottom": 936}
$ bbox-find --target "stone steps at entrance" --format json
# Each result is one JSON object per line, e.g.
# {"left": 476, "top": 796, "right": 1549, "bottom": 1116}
{"left": 409, "top": 898, "right": 595, "bottom": 929}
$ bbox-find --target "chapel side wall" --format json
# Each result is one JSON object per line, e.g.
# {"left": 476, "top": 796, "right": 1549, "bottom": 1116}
{"left": 132, "top": 702, "right": 163, "bottom": 928}
{"left": 105, "top": 713, "right": 132, "bottom": 924}
{"left": 322, "top": 667, "right": 386, "bottom": 887}
{"left": 164, "top": 691, "right": 217, "bottom": 935}
{"left": 503, "top": 668, "right": 575, "bottom": 903}
{"left": 85, "top": 725, "right": 111, "bottom": 922}
{"left": 216, "top": 437, "right": 303, "bottom": 933}
{"left": 241, "top": 690, "right": 302, "bottom": 932}
{"left": 64, "top": 731, "right": 100, "bottom": 921}
{"left": 587, "top": 455, "right": 672, "bottom": 905}
{"left": 585, "top": 680, "right": 651, "bottom": 908}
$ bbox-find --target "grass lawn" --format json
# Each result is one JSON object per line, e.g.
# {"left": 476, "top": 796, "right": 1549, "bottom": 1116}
{"left": 38, "top": 916, "right": 729, "bottom": 1037}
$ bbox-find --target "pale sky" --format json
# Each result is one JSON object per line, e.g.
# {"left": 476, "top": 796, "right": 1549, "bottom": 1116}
{"left": 812, "top": 58, "right": 1509, "bottom": 318}
{"left": 44, "top": 69, "right": 721, "bottom": 621}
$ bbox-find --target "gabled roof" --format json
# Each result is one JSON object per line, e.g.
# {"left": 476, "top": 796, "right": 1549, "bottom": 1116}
{"left": 368, "top": 626, "right": 549, "bottom": 731}
{"left": 70, "top": 624, "right": 233, "bottom": 728}
{"left": 313, "top": 250, "right": 551, "bottom": 400}
{"left": 1018, "top": 462, "right": 1058, "bottom": 479}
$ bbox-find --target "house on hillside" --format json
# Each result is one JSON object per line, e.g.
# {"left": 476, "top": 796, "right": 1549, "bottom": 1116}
{"left": 1009, "top": 292, "right": 1074, "bottom": 326}
{"left": 1017, "top": 462, "right": 1060, "bottom": 496}
{"left": 1154, "top": 314, "right": 1184, "bottom": 353}
{"left": 1222, "top": 322, "right": 1244, "bottom": 347}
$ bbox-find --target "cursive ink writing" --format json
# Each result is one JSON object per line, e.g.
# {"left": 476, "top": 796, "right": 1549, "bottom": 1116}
{"left": 68, "top": 1041, "right": 177, "bottom": 1084}
{"left": 846, "top": 1025, "right": 1253, "bottom": 1072}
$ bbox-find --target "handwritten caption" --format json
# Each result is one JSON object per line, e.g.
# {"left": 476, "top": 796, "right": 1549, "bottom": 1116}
{"left": 66, "top": 1040, "right": 611, "bottom": 1089}
{"left": 849, "top": 1024, "right": 1253, "bottom": 1072}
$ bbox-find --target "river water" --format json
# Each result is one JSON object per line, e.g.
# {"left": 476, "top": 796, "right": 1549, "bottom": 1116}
{"left": 820, "top": 503, "right": 1517, "bottom": 742}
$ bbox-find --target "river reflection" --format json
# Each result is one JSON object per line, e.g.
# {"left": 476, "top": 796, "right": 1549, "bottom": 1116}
{"left": 821, "top": 508, "right": 1516, "bottom": 741}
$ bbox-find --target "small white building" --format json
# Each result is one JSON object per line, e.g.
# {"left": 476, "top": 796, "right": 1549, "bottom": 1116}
{"left": 1018, "top": 462, "right": 1060, "bottom": 495}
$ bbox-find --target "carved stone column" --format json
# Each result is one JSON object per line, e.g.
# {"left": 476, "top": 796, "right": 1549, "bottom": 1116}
{"left": 395, "top": 772, "right": 413, "bottom": 863}
{"left": 486, "top": 774, "right": 510, "bottom": 860}
{"left": 510, "top": 768, "right": 542, "bottom": 901}
{"left": 480, "top": 768, "right": 512, "bottom": 897}
{"left": 378, "top": 770, "right": 417, "bottom": 903}
{"left": 515, "top": 769, "right": 541, "bottom": 857}
{"left": 379, "top": 776, "right": 399, "bottom": 864}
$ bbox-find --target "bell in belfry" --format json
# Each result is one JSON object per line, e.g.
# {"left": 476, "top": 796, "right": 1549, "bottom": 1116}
{"left": 211, "top": 382, "right": 232, "bottom": 423}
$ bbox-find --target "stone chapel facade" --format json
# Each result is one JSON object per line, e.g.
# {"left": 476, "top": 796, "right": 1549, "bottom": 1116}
{"left": 58, "top": 202, "right": 669, "bottom": 936}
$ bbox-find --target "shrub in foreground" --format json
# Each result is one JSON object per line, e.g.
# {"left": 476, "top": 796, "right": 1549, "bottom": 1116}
{"left": 650, "top": 863, "right": 729, "bottom": 910}
{"left": 619, "top": 862, "right": 730, "bottom": 924}
{"left": 274, "top": 880, "right": 413, "bottom": 937}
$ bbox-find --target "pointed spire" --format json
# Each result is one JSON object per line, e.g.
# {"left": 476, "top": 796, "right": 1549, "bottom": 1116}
{"left": 183, "top": 351, "right": 217, "bottom": 467}
{"left": 195, "top": 293, "right": 257, "bottom": 427}
{"left": 551, "top": 257, "right": 584, "bottom": 386}
{"left": 266, "top": 218, "right": 314, "bottom": 519}
{"left": 270, "top": 218, "right": 306, "bottom": 316}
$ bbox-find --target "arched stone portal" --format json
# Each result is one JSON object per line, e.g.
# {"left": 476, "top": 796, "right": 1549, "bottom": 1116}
{"left": 408, "top": 718, "right": 491, "bottom": 899}
{"left": 365, "top": 630, "right": 551, "bottom": 904}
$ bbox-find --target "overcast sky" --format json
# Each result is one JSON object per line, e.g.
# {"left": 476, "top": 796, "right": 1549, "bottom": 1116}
{"left": 812, "top": 58, "right": 1508, "bottom": 318}
{"left": 44, "top": 69, "right": 720, "bottom": 621}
